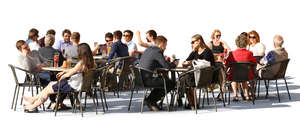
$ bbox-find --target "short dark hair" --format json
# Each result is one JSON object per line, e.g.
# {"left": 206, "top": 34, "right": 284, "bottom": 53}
{"left": 155, "top": 35, "right": 167, "bottom": 45}
{"left": 113, "top": 30, "right": 122, "bottom": 40}
{"left": 16, "top": 40, "right": 26, "bottom": 50}
{"left": 146, "top": 30, "right": 157, "bottom": 40}
{"left": 123, "top": 30, "right": 133, "bottom": 37}
{"left": 62, "top": 29, "right": 71, "bottom": 36}
{"left": 46, "top": 29, "right": 56, "bottom": 35}
{"left": 105, "top": 32, "right": 113, "bottom": 39}
{"left": 28, "top": 28, "right": 39, "bottom": 40}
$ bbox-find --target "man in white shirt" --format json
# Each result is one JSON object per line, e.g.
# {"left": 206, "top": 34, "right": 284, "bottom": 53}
{"left": 123, "top": 30, "right": 137, "bottom": 56}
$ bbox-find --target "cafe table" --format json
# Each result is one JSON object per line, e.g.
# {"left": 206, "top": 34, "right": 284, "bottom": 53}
{"left": 156, "top": 67, "right": 191, "bottom": 110}
{"left": 42, "top": 67, "right": 71, "bottom": 72}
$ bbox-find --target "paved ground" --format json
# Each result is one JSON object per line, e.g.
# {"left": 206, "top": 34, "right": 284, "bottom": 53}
{"left": 3, "top": 70, "right": 300, "bottom": 127}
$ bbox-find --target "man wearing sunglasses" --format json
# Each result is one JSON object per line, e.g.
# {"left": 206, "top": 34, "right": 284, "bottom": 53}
{"left": 92, "top": 32, "right": 114, "bottom": 56}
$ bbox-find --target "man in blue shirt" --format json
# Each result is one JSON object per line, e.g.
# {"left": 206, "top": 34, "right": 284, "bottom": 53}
{"left": 107, "top": 30, "right": 129, "bottom": 61}
{"left": 53, "top": 29, "right": 73, "bottom": 55}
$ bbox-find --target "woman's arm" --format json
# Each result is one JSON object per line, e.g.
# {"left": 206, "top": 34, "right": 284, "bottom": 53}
{"left": 58, "top": 62, "right": 82, "bottom": 81}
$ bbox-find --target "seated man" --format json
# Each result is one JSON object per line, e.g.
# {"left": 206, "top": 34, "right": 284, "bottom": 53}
{"left": 259, "top": 35, "right": 288, "bottom": 79}
{"left": 38, "top": 34, "right": 64, "bottom": 67}
{"left": 17, "top": 40, "right": 68, "bottom": 110}
{"left": 225, "top": 34, "right": 257, "bottom": 101}
{"left": 139, "top": 35, "right": 177, "bottom": 111}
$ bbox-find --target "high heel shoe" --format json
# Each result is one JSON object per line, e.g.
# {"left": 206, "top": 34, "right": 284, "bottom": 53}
{"left": 24, "top": 108, "right": 39, "bottom": 113}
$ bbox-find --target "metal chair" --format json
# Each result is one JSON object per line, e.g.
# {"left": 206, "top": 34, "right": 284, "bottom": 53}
{"left": 54, "top": 69, "right": 99, "bottom": 117}
{"left": 128, "top": 65, "right": 170, "bottom": 112}
{"left": 178, "top": 66, "right": 216, "bottom": 114}
{"left": 225, "top": 62, "right": 257, "bottom": 105}
{"left": 257, "top": 59, "right": 291, "bottom": 102}
{"left": 8, "top": 64, "right": 44, "bottom": 111}
{"left": 110, "top": 56, "right": 137, "bottom": 97}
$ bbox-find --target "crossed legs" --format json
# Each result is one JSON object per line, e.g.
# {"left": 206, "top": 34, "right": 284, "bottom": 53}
{"left": 23, "top": 81, "right": 57, "bottom": 110}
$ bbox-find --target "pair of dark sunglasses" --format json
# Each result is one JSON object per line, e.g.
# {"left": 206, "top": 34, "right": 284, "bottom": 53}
{"left": 123, "top": 35, "right": 131, "bottom": 37}
{"left": 105, "top": 39, "right": 112, "bottom": 42}
{"left": 216, "top": 35, "right": 221, "bottom": 38}
{"left": 249, "top": 36, "right": 256, "bottom": 39}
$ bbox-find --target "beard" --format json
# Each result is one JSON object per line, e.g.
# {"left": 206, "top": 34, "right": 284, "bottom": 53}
{"left": 146, "top": 38, "right": 150, "bottom": 42}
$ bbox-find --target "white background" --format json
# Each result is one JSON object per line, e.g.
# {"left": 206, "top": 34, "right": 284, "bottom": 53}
{"left": 0, "top": 0, "right": 300, "bottom": 126}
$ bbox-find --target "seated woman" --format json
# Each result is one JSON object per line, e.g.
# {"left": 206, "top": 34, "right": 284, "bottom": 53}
{"left": 225, "top": 34, "right": 257, "bottom": 101}
{"left": 247, "top": 30, "right": 266, "bottom": 63}
{"left": 182, "top": 34, "right": 217, "bottom": 109}
{"left": 259, "top": 35, "right": 288, "bottom": 79}
{"left": 22, "top": 43, "right": 95, "bottom": 112}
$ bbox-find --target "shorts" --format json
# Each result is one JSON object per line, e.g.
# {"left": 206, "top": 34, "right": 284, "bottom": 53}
{"left": 52, "top": 79, "right": 74, "bottom": 93}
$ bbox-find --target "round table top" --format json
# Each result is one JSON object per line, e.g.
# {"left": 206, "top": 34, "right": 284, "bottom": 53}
{"left": 42, "top": 67, "right": 71, "bottom": 72}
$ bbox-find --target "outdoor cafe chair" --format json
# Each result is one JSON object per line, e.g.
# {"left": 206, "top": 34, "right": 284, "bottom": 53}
{"left": 256, "top": 59, "right": 291, "bottom": 102}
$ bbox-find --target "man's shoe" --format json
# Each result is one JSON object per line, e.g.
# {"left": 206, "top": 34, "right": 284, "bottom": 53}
{"left": 144, "top": 99, "right": 159, "bottom": 112}
{"left": 24, "top": 108, "right": 39, "bottom": 113}
{"left": 60, "top": 103, "right": 72, "bottom": 110}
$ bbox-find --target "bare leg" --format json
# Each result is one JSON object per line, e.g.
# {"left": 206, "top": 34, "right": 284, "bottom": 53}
{"left": 23, "top": 81, "right": 57, "bottom": 104}
{"left": 242, "top": 82, "right": 250, "bottom": 99}
{"left": 231, "top": 82, "right": 238, "bottom": 98}
{"left": 24, "top": 82, "right": 57, "bottom": 110}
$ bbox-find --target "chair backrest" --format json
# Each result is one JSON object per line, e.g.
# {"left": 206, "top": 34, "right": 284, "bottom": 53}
{"left": 269, "top": 59, "right": 290, "bottom": 79}
{"left": 196, "top": 66, "right": 215, "bottom": 88}
{"left": 8, "top": 64, "right": 20, "bottom": 86}
{"left": 228, "top": 61, "right": 255, "bottom": 82}
{"left": 129, "top": 65, "right": 145, "bottom": 89}
{"left": 118, "top": 56, "right": 137, "bottom": 76}
{"left": 80, "top": 69, "right": 96, "bottom": 92}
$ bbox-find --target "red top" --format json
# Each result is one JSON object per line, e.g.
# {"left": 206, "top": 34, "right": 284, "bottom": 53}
{"left": 225, "top": 48, "right": 257, "bottom": 80}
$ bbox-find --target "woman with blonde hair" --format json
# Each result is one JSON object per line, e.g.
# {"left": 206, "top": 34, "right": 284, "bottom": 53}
{"left": 22, "top": 43, "right": 95, "bottom": 113}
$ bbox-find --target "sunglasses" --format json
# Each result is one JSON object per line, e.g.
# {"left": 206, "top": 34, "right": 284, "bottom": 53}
{"left": 216, "top": 35, "right": 221, "bottom": 38}
{"left": 123, "top": 35, "right": 131, "bottom": 37}
{"left": 191, "top": 40, "right": 197, "bottom": 44}
{"left": 105, "top": 39, "right": 112, "bottom": 42}
{"left": 249, "top": 36, "right": 256, "bottom": 39}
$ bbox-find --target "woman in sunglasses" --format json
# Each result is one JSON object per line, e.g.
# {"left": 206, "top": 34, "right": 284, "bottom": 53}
{"left": 181, "top": 34, "right": 217, "bottom": 109}
{"left": 247, "top": 30, "right": 266, "bottom": 63}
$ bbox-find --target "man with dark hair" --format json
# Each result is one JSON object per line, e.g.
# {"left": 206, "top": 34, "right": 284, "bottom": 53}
{"left": 107, "top": 30, "right": 129, "bottom": 61}
{"left": 92, "top": 32, "right": 114, "bottom": 56}
{"left": 136, "top": 29, "right": 157, "bottom": 51}
{"left": 64, "top": 32, "right": 80, "bottom": 58}
{"left": 53, "top": 29, "right": 72, "bottom": 54}
{"left": 139, "top": 35, "right": 177, "bottom": 111}
{"left": 27, "top": 28, "right": 41, "bottom": 51}
{"left": 123, "top": 30, "right": 139, "bottom": 57}
{"left": 38, "top": 29, "right": 56, "bottom": 47}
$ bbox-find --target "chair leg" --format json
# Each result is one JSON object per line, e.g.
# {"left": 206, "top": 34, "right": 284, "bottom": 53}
{"left": 128, "top": 89, "right": 134, "bottom": 111}
{"left": 102, "top": 90, "right": 108, "bottom": 110}
{"left": 11, "top": 85, "right": 18, "bottom": 109}
{"left": 14, "top": 86, "right": 21, "bottom": 111}
{"left": 251, "top": 81, "right": 255, "bottom": 105}
{"left": 80, "top": 92, "right": 84, "bottom": 117}
{"left": 198, "top": 88, "right": 201, "bottom": 109}
{"left": 206, "top": 89, "right": 209, "bottom": 105}
{"left": 257, "top": 80, "right": 260, "bottom": 97}
{"left": 211, "top": 89, "right": 217, "bottom": 112}
{"left": 54, "top": 93, "right": 60, "bottom": 116}
{"left": 163, "top": 79, "right": 170, "bottom": 112}
{"left": 228, "top": 85, "right": 231, "bottom": 105}
{"left": 99, "top": 89, "right": 106, "bottom": 112}
{"left": 141, "top": 89, "right": 147, "bottom": 113}
{"left": 219, "top": 86, "right": 226, "bottom": 107}
{"left": 275, "top": 80, "right": 280, "bottom": 102}
{"left": 266, "top": 80, "right": 270, "bottom": 98}
{"left": 202, "top": 89, "right": 205, "bottom": 108}
{"left": 20, "top": 86, "right": 25, "bottom": 105}
{"left": 92, "top": 90, "right": 98, "bottom": 115}
{"left": 84, "top": 93, "right": 87, "bottom": 109}
{"left": 284, "top": 78, "right": 291, "bottom": 100}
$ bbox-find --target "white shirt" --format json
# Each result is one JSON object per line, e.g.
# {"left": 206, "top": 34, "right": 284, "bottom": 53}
{"left": 247, "top": 43, "right": 266, "bottom": 56}
{"left": 126, "top": 40, "right": 137, "bottom": 53}
{"left": 29, "top": 41, "right": 41, "bottom": 51}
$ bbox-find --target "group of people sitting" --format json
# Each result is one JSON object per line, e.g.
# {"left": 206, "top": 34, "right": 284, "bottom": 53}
{"left": 16, "top": 28, "right": 288, "bottom": 112}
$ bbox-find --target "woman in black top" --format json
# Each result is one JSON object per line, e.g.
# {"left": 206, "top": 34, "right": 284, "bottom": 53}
{"left": 181, "top": 34, "right": 219, "bottom": 109}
